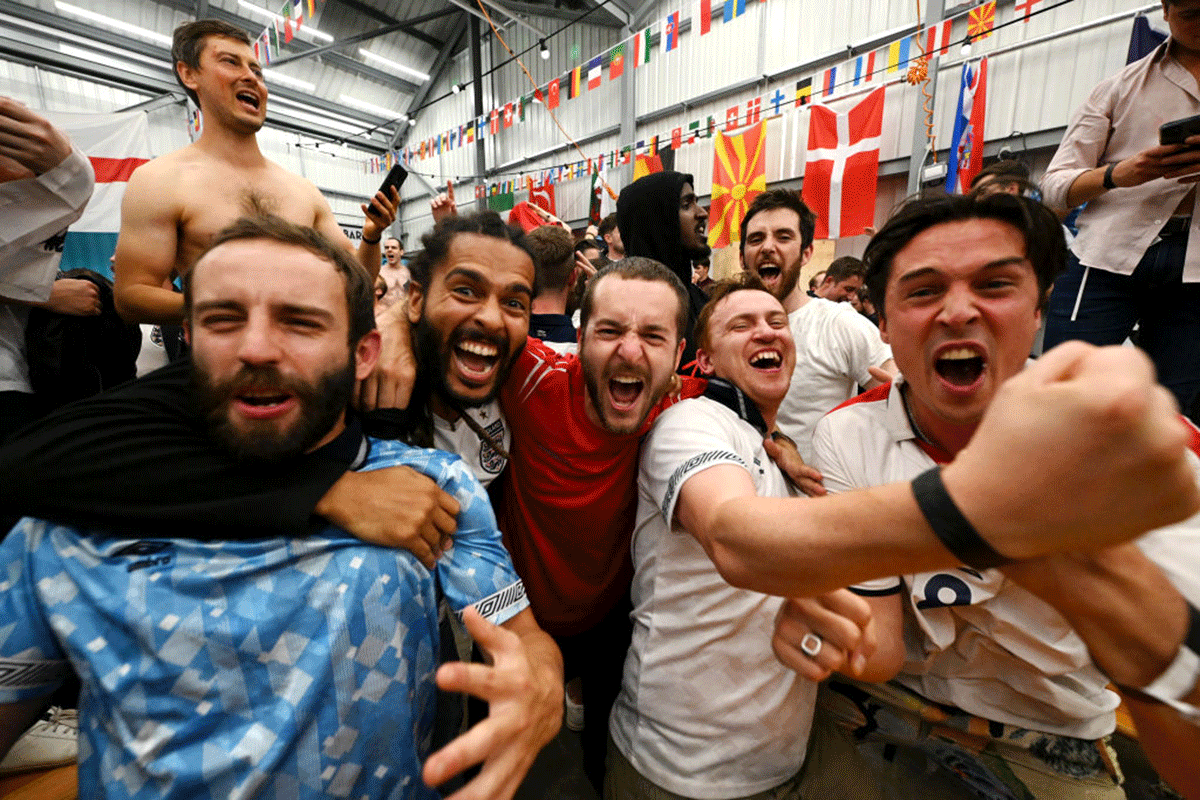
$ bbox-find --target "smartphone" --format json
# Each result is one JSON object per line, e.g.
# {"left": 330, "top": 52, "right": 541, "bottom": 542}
{"left": 369, "top": 164, "right": 407, "bottom": 217}
{"left": 1160, "top": 114, "right": 1200, "bottom": 146}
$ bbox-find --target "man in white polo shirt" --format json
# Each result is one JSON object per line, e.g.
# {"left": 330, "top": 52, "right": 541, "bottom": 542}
{"left": 776, "top": 192, "right": 1200, "bottom": 799}
{"left": 607, "top": 274, "right": 882, "bottom": 800}
{"left": 740, "top": 190, "right": 895, "bottom": 462}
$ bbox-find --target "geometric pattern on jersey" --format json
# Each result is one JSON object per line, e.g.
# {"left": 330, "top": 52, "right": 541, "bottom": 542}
{"left": 0, "top": 437, "right": 527, "bottom": 799}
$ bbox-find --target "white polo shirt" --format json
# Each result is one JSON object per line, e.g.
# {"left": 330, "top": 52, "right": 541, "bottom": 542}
{"left": 431, "top": 401, "right": 509, "bottom": 488}
{"left": 776, "top": 297, "right": 891, "bottom": 463}
{"left": 811, "top": 380, "right": 1120, "bottom": 739}
{"left": 609, "top": 396, "right": 815, "bottom": 800}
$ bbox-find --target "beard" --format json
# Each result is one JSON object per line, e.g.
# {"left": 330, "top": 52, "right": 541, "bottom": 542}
{"left": 413, "top": 314, "right": 522, "bottom": 410}
{"left": 192, "top": 359, "right": 354, "bottom": 462}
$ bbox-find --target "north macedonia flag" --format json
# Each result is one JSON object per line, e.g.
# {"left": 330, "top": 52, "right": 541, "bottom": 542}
{"left": 708, "top": 120, "right": 767, "bottom": 249}
{"left": 968, "top": 1, "right": 996, "bottom": 40}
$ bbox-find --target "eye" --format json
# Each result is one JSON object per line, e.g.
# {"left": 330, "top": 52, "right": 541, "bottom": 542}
{"left": 452, "top": 285, "right": 478, "bottom": 299}
{"left": 284, "top": 316, "right": 322, "bottom": 330}
{"left": 200, "top": 314, "right": 243, "bottom": 329}
{"left": 504, "top": 296, "right": 529, "bottom": 312}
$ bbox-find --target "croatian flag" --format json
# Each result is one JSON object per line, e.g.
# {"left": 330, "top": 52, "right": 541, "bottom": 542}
{"left": 46, "top": 110, "right": 151, "bottom": 278}
{"left": 802, "top": 86, "right": 884, "bottom": 239}
{"left": 945, "top": 57, "right": 988, "bottom": 194}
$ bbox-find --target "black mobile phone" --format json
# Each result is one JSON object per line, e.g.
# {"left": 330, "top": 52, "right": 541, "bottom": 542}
{"left": 369, "top": 164, "right": 407, "bottom": 217}
{"left": 1160, "top": 114, "right": 1200, "bottom": 146}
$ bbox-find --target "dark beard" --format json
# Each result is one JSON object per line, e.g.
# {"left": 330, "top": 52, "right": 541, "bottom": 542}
{"left": 413, "top": 315, "right": 522, "bottom": 411}
{"left": 191, "top": 360, "right": 354, "bottom": 462}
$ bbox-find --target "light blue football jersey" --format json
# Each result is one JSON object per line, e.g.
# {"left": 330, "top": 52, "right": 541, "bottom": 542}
{"left": 0, "top": 438, "right": 528, "bottom": 799}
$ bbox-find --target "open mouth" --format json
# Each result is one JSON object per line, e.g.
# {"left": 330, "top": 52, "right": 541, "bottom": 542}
{"left": 452, "top": 338, "right": 500, "bottom": 384}
{"left": 609, "top": 375, "right": 645, "bottom": 409}
{"left": 756, "top": 264, "right": 781, "bottom": 284}
{"left": 233, "top": 388, "right": 296, "bottom": 419}
{"left": 236, "top": 91, "right": 261, "bottom": 111}
{"left": 749, "top": 349, "right": 783, "bottom": 371}
{"left": 934, "top": 346, "right": 986, "bottom": 388}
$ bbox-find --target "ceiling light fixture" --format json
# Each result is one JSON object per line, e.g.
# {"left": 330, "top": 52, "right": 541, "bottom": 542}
{"left": 358, "top": 49, "right": 430, "bottom": 82}
{"left": 539, "top": 39, "right": 550, "bottom": 60}
{"left": 339, "top": 94, "right": 406, "bottom": 120}
{"left": 264, "top": 68, "right": 315, "bottom": 92}
{"left": 53, "top": 2, "right": 171, "bottom": 47}
{"left": 451, "top": 82, "right": 461, "bottom": 94}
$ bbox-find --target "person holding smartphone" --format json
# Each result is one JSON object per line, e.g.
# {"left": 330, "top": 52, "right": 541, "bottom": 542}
{"left": 1041, "top": 0, "right": 1200, "bottom": 421}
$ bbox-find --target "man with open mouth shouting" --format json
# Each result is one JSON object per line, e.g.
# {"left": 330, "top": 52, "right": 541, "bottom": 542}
{"left": 111, "top": 20, "right": 397, "bottom": 330}
{"left": 607, "top": 273, "right": 883, "bottom": 800}
{"left": 775, "top": 192, "right": 1200, "bottom": 800}
{"left": 741, "top": 189, "right": 896, "bottom": 463}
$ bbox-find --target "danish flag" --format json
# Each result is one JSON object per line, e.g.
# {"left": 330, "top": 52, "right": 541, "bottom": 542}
{"left": 802, "top": 86, "right": 884, "bottom": 239}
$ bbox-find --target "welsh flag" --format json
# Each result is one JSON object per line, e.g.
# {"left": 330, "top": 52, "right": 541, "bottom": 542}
{"left": 802, "top": 86, "right": 884, "bottom": 239}
{"left": 45, "top": 110, "right": 152, "bottom": 277}
{"left": 707, "top": 120, "right": 767, "bottom": 248}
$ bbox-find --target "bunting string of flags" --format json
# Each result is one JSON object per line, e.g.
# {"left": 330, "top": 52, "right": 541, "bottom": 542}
{"left": 249, "top": 0, "right": 320, "bottom": 66}
{"left": 365, "top": 0, "right": 1068, "bottom": 201}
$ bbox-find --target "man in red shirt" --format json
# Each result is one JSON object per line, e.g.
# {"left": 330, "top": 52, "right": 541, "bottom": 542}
{"left": 494, "top": 256, "right": 704, "bottom": 788}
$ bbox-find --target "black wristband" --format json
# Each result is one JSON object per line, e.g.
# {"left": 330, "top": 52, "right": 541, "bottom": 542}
{"left": 1102, "top": 162, "right": 1118, "bottom": 190}
{"left": 361, "top": 234, "right": 381, "bottom": 244}
{"left": 911, "top": 467, "right": 1011, "bottom": 570}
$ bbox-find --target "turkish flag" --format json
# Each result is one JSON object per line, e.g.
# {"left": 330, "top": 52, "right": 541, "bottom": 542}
{"left": 529, "top": 182, "right": 556, "bottom": 217}
{"left": 547, "top": 78, "right": 560, "bottom": 109}
{"left": 802, "top": 86, "right": 884, "bottom": 239}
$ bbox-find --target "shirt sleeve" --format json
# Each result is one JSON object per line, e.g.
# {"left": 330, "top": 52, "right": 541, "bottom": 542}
{"left": 810, "top": 414, "right": 902, "bottom": 595}
{"left": 433, "top": 457, "right": 529, "bottom": 626}
{"left": 642, "top": 402, "right": 750, "bottom": 528}
{"left": 1040, "top": 76, "right": 1117, "bottom": 215}
{"left": 0, "top": 146, "right": 95, "bottom": 303}
{"left": 0, "top": 360, "right": 350, "bottom": 536}
{"left": 0, "top": 520, "right": 69, "bottom": 703}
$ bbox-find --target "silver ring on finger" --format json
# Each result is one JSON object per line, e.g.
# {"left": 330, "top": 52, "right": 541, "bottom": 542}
{"left": 800, "top": 632, "right": 823, "bottom": 658}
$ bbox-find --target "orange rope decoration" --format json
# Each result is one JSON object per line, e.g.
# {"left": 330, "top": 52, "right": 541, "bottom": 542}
{"left": 909, "top": 0, "right": 938, "bottom": 162}
{"left": 474, "top": 0, "right": 618, "bottom": 202}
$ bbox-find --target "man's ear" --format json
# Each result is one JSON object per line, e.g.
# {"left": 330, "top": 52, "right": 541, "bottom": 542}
{"left": 694, "top": 345, "right": 715, "bottom": 376}
{"left": 176, "top": 61, "right": 199, "bottom": 93}
{"left": 800, "top": 244, "right": 815, "bottom": 267}
{"left": 183, "top": 318, "right": 192, "bottom": 347}
{"left": 674, "top": 337, "right": 686, "bottom": 371}
{"left": 354, "top": 330, "right": 382, "bottom": 380}
{"left": 406, "top": 282, "right": 424, "bottom": 325}
{"left": 878, "top": 313, "right": 890, "bottom": 345}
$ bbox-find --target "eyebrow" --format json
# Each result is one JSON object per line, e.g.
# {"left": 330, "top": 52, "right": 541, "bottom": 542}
{"left": 444, "top": 267, "right": 533, "bottom": 297}
{"left": 193, "top": 299, "right": 335, "bottom": 322}
{"left": 894, "top": 257, "right": 1028, "bottom": 285}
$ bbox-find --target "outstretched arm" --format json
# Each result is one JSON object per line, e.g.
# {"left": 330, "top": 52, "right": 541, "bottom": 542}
{"left": 424, "top": 607, "right": 563, "bottom": 800}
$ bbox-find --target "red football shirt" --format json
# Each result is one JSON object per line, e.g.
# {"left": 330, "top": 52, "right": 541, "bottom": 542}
{"left": 496, "top": 338, "right": 704, "bottom": 635}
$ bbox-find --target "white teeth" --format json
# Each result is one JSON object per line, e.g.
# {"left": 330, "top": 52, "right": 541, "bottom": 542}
{"left": 751, "top": 350, "right": 781, "bottom": 367}
{"left": 458, "top": 341, "right": 497, "bottom": 357}
{"left": 939, "top": 347, "right": 980, "bottom": 361}
{"left": 613, "top": 376, "right": 641, "bottom": 384}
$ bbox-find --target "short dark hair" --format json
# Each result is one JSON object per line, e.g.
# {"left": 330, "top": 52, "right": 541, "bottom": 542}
{"left": 598, "top": 213, "right": 619, "bottom": 238}
{"left": 575, "top": 239, "right": 601, "bottom": 255}
{"left": 384, "top": 236, "right": 402, "bottom": 248}
{"left": 172, "top": 20, "right": 253, "bottom": 108}
{"left": 579, "top": 257, "right": 689, "bottom": 344}
{"left": 408, "top": 211, "right": 534, "bottom": 294}
{"left": 862, "top": 192, "right": 1067, "bottom": 317}
{"left": 525, "top": 226, "right": 575, "bottom": 293}
{"left": 739, "top": 189, "right": 818, "bottom": 258}
{"left": 824, "top": 256, "right": 866, "bottom": 284}
{"left": 694, "top": 271, "right": 771, "bottom": 354}
{"left": 184, "top": 215, "right": 376, "bottom": 344}
{"left": 969, "top": 159, "right": 1032, "bottom": 192}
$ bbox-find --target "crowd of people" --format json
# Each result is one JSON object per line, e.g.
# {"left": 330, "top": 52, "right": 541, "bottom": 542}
{"left": 2, "top": 4, "right": 1200, "bottom": 799}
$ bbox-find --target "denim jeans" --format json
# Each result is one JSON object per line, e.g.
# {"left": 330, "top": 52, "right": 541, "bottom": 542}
{"left": 1043, "top": 231, "right": 1200, "bottom": 420}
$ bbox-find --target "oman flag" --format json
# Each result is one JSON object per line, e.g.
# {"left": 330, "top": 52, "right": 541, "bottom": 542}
{"left": 46, "top": 110, "right": 152, "bottom": 277}
{"left": 802, "top": 86, "right": 884, "bottom": 239}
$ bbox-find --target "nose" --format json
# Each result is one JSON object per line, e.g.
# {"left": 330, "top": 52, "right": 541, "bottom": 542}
{"left": 936, "top": 284, "right": 980, "bottom": 328}
{"left": 473, "top": 293, "right": 504, "bottom": 332}
{"left": 237, "top": 313, "right": 282, "bottom": 365}
{"left": 615, "top": 330, "right": 644, "bottom": 361}
{"left": 696, "top": 203, "right": 708, "bottom": 220}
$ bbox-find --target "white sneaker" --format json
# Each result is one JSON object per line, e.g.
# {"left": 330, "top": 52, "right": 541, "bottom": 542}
{"left": 0, "top": 707, "right": 78, "bottom": 775}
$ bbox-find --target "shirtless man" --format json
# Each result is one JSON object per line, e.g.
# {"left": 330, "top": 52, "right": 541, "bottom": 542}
{"left": 113, "top": 19, "right": 397, "bottom": 325}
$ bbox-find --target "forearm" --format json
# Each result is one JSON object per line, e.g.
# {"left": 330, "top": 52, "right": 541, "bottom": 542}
{"left": 1003, "top": 547, "right": 1187, "bottom": 688}
{"left": 114, "top": 282, "right": 184, "bottom": 325}
{"left": 1122, "top": 693, "right": 1200, "bottom": 799}
{"left": 357, "top": 240, "right": 382, "bottom": 281}
{"left": 1064, "top": 165, "right": 1113, "bottom": 210}
{"left": 708, "top": 484, "right": 960, "bottom": 596}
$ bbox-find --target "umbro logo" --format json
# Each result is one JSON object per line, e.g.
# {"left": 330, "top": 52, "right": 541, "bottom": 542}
{"left": 111, "top": 541, "right": 174, "bottom": 572}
